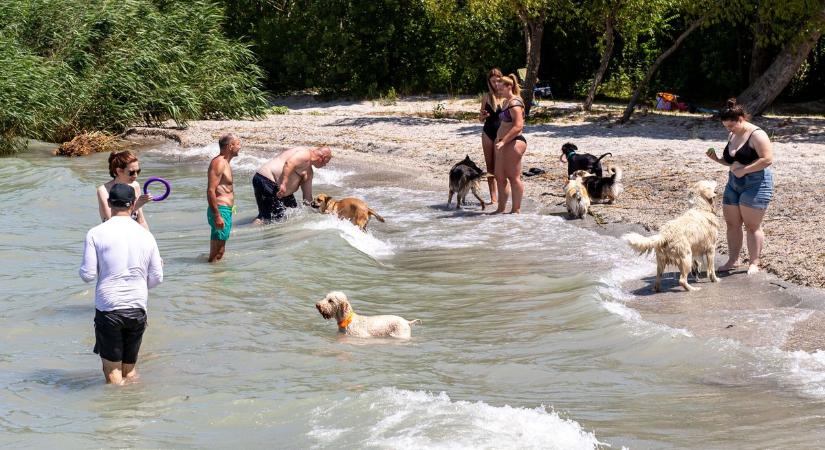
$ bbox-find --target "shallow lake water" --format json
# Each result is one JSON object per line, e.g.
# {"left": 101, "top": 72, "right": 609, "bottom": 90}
{"left": 2, "top": 142, "right": 825, "bottom": 449}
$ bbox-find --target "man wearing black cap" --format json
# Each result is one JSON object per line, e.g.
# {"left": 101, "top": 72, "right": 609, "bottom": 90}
{"left": 79, "top": 183, "right": 163, "bottom": 384}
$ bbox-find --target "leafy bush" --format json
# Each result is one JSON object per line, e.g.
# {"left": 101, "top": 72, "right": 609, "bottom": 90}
{"left": 0, "top": 0, "right": 268, "bottom": 155}
{"left": 269, "top": 106, "right": 289, "bottom": 115}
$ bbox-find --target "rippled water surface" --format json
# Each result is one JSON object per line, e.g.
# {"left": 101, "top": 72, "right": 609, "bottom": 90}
{"left": 2, "top": 143, "right": 825, "bottom": 449}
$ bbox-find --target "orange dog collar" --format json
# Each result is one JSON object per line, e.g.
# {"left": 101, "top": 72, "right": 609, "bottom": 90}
{"left": 338, "top": 312, "right": 354, "bottom": 328}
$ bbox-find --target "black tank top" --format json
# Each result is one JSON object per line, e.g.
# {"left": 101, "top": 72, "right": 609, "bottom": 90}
{"left": 723, "top": 128, "right": 762, "bottom": 165}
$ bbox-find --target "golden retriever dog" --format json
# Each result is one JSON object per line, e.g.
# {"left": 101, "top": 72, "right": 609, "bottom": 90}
{"left": 311, "top": 193, "right": 385, "bottom": 231}
{"left": 315, "top": 291, "right": 421, "bottom": 338}
{"left": 622, "top": 180, "right": 720, "bottom": 292}
{"left": 564, "top": 170, "right": 594, "bottom": 219}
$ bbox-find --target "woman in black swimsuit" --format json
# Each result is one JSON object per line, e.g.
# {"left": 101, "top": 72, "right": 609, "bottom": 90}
{"left": 97, "top": 151, "right": 152, "bottom": 229}
{"left": 493, "top": 73, "right": 527, "bottom": 214}
{"left": 479, "top": 68, "right": 503, "bottom": 205}
{"left": 706, "top": 98, "right": 774, "bottom": 275}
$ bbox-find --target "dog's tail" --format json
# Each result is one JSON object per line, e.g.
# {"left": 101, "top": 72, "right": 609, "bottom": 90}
{"left": 408, "top": 319, "right": 422, "bottom": 326}
{"left": 622, "top": 232, "right": 663, "bottom": 255}
{"left": 368, "top": 209, "right": 385, "bottom": 223}
{"left": 596, "top": 152, "right": 612, "bottom": 162}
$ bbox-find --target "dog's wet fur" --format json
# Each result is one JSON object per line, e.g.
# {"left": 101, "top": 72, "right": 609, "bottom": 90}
{"left": 623, "top": 180, "right": 720, "bottom": 292}
{"left": 448, "top": 155, "right": 491, "bottom": 210}
{"left": 561, "top": 142, "right": 612, "bottom": 178}
{"left": 564, "top": 170, "right": 594, "bottom": 219}
{"left": 311, "top": 193, "right": 385, "bottom": 231}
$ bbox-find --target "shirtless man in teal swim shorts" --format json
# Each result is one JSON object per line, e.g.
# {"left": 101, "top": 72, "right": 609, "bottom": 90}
{"left": 207, "top": 134, "right": 241, "bottom": 262}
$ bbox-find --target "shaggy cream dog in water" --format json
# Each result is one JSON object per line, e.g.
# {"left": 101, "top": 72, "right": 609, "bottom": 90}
{"left": 623, "top": 180, "right": 720, "bottom": 292}
{"left": 315, "top": 291, "right": 420, "bottom": 338}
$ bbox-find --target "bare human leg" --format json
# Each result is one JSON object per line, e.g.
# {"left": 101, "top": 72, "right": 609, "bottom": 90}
{"left": 719, "top": 204, "right": 743, "bottom": 271}
{"left": 740, "top": 204, "right": 767, "bottom": 275}
{"left": 502, "top": 140, "right": 526, "bottom": 213}
{"left": 101, "top": 358, "right": 124, "bottom": 385}
{"left": 482, "top": 134, "right": 498, "bottom": 204}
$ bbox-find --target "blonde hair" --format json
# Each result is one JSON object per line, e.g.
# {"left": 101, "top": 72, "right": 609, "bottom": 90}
{"left": 499, "top": 74, "right": 521, "bottom": 97}
{"left": 486, "top": 68, "right": 503, "bottom": 108}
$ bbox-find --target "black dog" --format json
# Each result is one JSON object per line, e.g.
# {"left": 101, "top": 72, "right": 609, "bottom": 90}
{"left": 448, "top": 155, "right": 491, "bottom": 210}
{"left": 560, "top": 142, "right": 612, "bottom": 178}
{"left": 584, "top": 166, "right": 623, "bottom": 204}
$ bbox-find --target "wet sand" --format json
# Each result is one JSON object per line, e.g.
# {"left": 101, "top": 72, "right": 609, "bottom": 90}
{"left": 132, "top": 95, "right": 825, "bottom": 352}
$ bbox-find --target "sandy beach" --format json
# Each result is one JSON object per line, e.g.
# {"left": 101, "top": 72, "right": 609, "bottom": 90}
{"left": 136, "top": 95, "right": 825, "bottom": 350}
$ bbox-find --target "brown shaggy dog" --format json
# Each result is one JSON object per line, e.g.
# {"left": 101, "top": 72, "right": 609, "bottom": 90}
{"left": 315, "top": 291, "right": 421, "bottom": 338}
{"left": 564, "top": 170, "right": 594, "bottom": 219}
{"left": 311, "top": 193, "right": 385, "bottom": 231}
{"left": 622, "top": 180, "right": 720, "bottom": 292}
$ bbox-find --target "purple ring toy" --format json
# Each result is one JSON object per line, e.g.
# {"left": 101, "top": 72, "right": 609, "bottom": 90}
{"left": 143, "top": 177, "right": 171, "bottom": 201}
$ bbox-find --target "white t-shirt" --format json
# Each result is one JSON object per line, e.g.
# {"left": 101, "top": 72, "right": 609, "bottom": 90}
{"left": 79, "top": 216, "right": 163, "bottom": 312}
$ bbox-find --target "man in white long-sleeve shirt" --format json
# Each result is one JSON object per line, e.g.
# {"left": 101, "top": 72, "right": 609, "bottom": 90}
{"left": 79, "top": 183, "right": 163, "bottom": 384}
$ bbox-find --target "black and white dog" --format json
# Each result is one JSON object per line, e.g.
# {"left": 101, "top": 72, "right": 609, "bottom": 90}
{"left": 448, "top": 155, "right": 491, "bottom": 210}
{"left": 584, "top": 165, "right": 623, "bottom": 204}
{"left": 560, "top": 142, "right": 612, "bottom": 178}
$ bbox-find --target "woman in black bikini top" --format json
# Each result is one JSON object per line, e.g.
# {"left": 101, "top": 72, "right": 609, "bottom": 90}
{"left": 706, "top": 98, "right": 774, "bottom": 275}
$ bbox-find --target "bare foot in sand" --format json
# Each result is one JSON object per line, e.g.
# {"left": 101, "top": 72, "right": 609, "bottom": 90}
{"left": 747, "top": 264, "right": 760, "bottom": 275}
{"left": 508, "top": 210, "right": 520, "bottom": 214}
{"left": 718, "top": 260, "right": 739, "bottom": 272}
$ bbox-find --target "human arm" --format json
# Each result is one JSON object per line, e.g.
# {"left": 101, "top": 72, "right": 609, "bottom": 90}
{"left": 79, "top": 232, "right": 97, "bottom": 283}
{"left": 706, "top": 134, "right": 732, "bottom": 166}
{"left": 277, "top": 154, "right": 306, "bottom": 198}
{"left": 731, "top": 130, "right": 773, "bottom": 177}
{"left": 132, "top": 183, "right": 150, "bottom": 230}
{"left": 97, "top": 185, "right": 112, "bottom": 222}
{"left": 146, "top": 238, "right": 163, "bottom": 289}
{"left": 300, "top": 169, "right": 314, "bottom": 204}
{"left": 206, "top": 158, "right": 225, "bottom": 229}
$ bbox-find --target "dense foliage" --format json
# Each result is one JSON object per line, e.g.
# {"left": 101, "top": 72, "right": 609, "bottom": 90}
{"left": 0, "top": 0, "right": 268, "bottom": 155}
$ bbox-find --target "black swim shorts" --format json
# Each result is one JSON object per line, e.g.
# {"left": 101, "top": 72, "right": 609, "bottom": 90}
{"left": 252, "top": 172, "right": 298, "bottom": 222}
{"left": 93, "top": 308, "right": 147, "bottom": 364}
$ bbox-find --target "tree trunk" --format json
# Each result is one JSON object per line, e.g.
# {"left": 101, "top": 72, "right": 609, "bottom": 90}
{"left": 619, "top": 15, "right": 706, "bottom": 124}
{"left": 738, "top": 5, "right": 825, "bottom": 115}
{"left": 584, "top": 3, "right": 620, "bottom": 112}
{"left": 520, "top": 17, "right": 544, "bottom": 117}
{"left": 748, "top": 18, "right": 772, "bottom": 84}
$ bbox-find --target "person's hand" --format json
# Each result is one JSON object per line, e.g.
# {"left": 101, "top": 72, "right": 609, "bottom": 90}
{"left": 276, "top": 187, "right": 286, "bottom": 198}
{"left": 135, "top": 193, "right": 152, "bottom": 209}
{"left": 495, "top": 140, "right": 504, "bottom": 151}
{"left": 214, "top": 214, "right": 225, "bottom": 229}
{"left": 705, "top": 148, "right": 718, "bottom": 161}
{"left": 730, "top": 162, "right": 746, "bottom": 178}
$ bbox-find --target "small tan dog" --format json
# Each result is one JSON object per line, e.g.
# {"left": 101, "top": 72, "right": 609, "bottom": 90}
{"left": 622, "top": 180, "right": 720, "bottom": 292}
{"left": 315, "top": 291, "right": 420, "bottom": 338}
{"left": 564, "top": 170, "right": 594, "bottom": 219}
{"left": 311, "top": 193, "right": 385, "bottom": 231}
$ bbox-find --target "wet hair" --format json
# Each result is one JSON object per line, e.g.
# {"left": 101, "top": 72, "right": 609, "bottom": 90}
{"left": 499, "top": 74, "right": 521, "bottom": 97}
{"left": 219, "top": 133, "right": 237, "bottom": 151}
{"left": 486, "top": 68, "right": 503, "bottom": 107}
{"left": 719, "top": 98, "right": 749, "bottom": 122}
{"left": 108, "top": 150, "right": 138, "bottom": 178}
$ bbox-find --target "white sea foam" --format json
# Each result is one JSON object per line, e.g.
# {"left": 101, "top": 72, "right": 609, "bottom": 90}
{"left": 304, "top": 215, "right": 395, "bottom": 259}
{"left": 785, "top": 349, "right": 825, "bottom": 398}
{"left": 308, "top": 388, "right": 602, "bottom": 449}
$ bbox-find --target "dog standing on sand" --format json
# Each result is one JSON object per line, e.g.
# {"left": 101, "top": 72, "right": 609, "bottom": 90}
{"left": 315, "top": 291, "right": 421, "bottom": 338}
{"left": 622, "top": 180, "right": 720, "bottom": 292}
{"left": 311, "top": 193, "right": 385, "bottom": 231}
{"left": 560, "top": 142, "right": 612, "bottom": 178}
{"left": 564, "top": 170, "right": 594, "bottom": 219}
{"left": 448, "top": 155, "right": 492, "bottom": 210}
{"left": 585, "top": 165, "right": 623, "bottom": 204}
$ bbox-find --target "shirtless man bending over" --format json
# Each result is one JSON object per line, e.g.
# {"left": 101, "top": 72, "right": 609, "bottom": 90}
{"left": 252, "top": 146, "right": 333, "bottom": 224}
{"left": 207, "top": 134, "right": 241, "bottom": 262}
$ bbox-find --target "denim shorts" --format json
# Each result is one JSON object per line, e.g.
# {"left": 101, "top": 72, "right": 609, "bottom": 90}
{"left": 722, "top": 168, "right": 773, "bottom": 210}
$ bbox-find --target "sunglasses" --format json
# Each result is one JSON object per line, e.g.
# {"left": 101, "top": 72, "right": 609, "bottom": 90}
{"left": 128, "top": 168, "right": 142, "bottom": 176}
